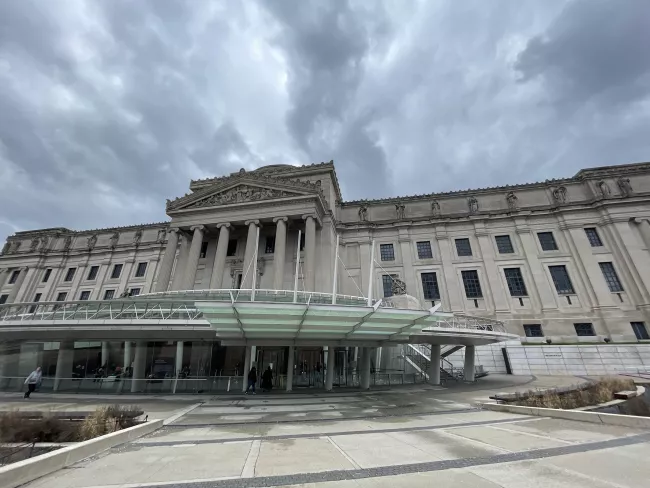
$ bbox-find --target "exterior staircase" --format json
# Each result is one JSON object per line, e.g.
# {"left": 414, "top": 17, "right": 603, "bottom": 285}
{"left": 404, "top": 343, "right": 486, "bottom": 383}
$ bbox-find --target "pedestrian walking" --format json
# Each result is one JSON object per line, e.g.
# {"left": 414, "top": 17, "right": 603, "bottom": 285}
{"left": 245, "top": 366, "right": 257, "bottom": 394}
{"left": 261, "top": 366, "right": 273, "bottom": 392}
{"left": 24, "top": 366, "right": 42, "bottom": 399}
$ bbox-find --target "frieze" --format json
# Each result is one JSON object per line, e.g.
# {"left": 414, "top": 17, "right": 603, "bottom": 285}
{"left": 186, "top": 184, "right": 305, "bottom": 209}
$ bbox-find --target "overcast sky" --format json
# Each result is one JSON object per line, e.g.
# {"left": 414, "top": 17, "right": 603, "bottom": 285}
{"left": 1, "top": 0, "right": 649, "bottom": 243}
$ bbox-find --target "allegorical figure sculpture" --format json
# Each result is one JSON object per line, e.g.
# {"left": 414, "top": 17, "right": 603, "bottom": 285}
{"left": 506, "top": 192, "right": 518, "bottom": 211}
{"left": 395, "top": 202, "right": 406, "bottom": 220}
{"left": 468, "top": 197, "right": 479, "bottom": 214}
{"left": 358, "top": 204, "right": 368, "bottom": 221}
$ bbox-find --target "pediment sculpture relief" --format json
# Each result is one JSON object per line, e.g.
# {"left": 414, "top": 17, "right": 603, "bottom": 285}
{"left": 187, "top": 184, "right": 304, "bottom": 209}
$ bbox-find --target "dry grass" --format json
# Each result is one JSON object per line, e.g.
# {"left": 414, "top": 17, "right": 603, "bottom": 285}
{"left": 0, "top": 411, "right": 68, "bottom": 443}
{"left": 514, "top": 377, "right": 636, "bottom": 409}
{"left": 77, "top": 405, "right": 143, "bottom": 441}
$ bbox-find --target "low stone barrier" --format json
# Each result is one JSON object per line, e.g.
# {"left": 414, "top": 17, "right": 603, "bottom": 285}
{"left": 0, "top": 419, "right": 163, "bottom": 488}
{"left": 480, "top": 400, "right": 650, "bottom": 429}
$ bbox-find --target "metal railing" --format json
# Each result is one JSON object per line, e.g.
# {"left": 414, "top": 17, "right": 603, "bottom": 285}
{"left": 423, "top": 313, "right": 507, "bottom": 334}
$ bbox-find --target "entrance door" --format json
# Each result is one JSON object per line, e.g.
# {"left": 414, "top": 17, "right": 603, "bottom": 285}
{"left": 294, "top": 348, "right": 324, "bottom": 388}
{"left": 255, "top": 348, "right": 286, "bottom": 389}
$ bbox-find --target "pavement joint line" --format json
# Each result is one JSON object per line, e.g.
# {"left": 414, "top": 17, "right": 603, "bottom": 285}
{"left": 240, "top": 439, "right": 261, "bottom": 478}
{"left": 435, "top": 428, "right": 513, "bottom": 454}
{"left": 119, "top": 432, "right": 650, "bottom": 488}
{"left": 164, "top": 406, "right": 479, "bottom": 427}
{"left": 164, "top": 402, "right": 204, "bottom": 426}
{"left": 133, "top": 417, "right": 539, "bottom": 448}
{"left": 324, "top": 435, "right": 362, "bottom": 469}
{"left": 485, "top": 423, "right": 575, "bottom": 444}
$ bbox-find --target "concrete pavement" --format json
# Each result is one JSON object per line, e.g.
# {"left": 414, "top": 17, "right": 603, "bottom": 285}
{"left": 12, "top": 374, "right": 650, "bottom": 488}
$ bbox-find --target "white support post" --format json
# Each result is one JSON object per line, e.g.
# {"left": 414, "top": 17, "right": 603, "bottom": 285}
{"left": 286, "top": 346, "right": 295, "bottom": 392}
{"left": 429, "top": 345, "right": 441, "bottom": 385}
{"left": 325, "top": 346, "right": 336, "bottom": 391}
{"left": 293, "top": 230, "right": 302, "bottom": 303}
{"left": 331, "top": 234, "right": 340, "bottom": 304}
{"left": 242, "top": 346, "right": 252, "bottom": 393}
{"left": 251, "top": 226, "right": 260, "bottom": 302}
{"left": 366, "top": 239, "right": 376, "bottom": 307}
{"left": 464, "top": 345, "right": 476, "bottom": 382}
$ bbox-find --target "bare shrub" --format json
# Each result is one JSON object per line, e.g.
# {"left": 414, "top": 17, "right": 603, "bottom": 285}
{"left": 77, "top": 405, "right": 143, "bottom": 441}
{"left": 0, "top": 411, "right": 67, "bottom": 442}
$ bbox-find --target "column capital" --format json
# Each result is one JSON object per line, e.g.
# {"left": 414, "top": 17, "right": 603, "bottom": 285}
{"left": 631, "top": 217, "right": 650, "bottom": 226}
{"left": 216, "top": 222, "right": 231, "bottom": 229}
{"left": 273, "top": 216, "right": 288, "bottom": 224}
{"left": 190, "top": 225, "right": 205, "bottom": 232}
{"left": 245, "top": 219, "right": 260, "bottom": 227}
{"left": 302, "top": 214, "right": 316, "bottom": 221}
{"left": 168, "top": 227, "right": 181, "bottom": 235}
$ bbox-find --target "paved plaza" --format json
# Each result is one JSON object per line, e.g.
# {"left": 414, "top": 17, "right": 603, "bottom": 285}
{"left": 6, "top": 376, "right": 650, "bottom": 488}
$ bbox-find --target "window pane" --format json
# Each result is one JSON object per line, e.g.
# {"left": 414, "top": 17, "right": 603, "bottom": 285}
{"left": 461, "top": 270, "right": 483, "bottom": 298}
{"left": 135, "top": 262, "right": 147, "bottom": 278}
{"left": 524, "top": 324, "right": 543, "bottom": 337}
{"left": 574, "top": 323, "right": 595, "bottom": 336}
{"left": 420, "top": 272, "right": 440, "bottom": 300}
{"left": 200, "top": 242, "right": 208, "bottom": 258}
{"left": 416, "top": 241, "right": 433, "bottom": 259}
{"left": 56, "top": 292, "right": 67, "bottom": 302}
{"left": 9, "top": 270, "right": 20, "bottom": 284}
{"left": 538, "top": 232, "right": 558, "bottom": 251}
{"left": 43, "top": 269, "right": 52, "bottom": 283}
{"left": 64, "top": 268, "right": 76, "bottom": 282}
{"left": 495, "top": 235, "right": 514, "bottom": 254}
{"left": 0, "top": 295, "right": 8, "bottom": 304}
{"left": 33, "top": 293, "right": 42, "bottom": 303}
{"left": 599, "top": 262, "right": 623, "bottom": 292}
{"left": 504, "top": 268, "right": 528, "bottom": 296}
{"left": 584, "top": 228, "right": 603, "bottom": 247}
{"left": 455, "top": 238, "right": 472, "bottom": 257}
{"left": 104, "top": 289, "right": 115, "bottom": 300}
{"left": 632, "top": 322, "right": 650, "bottom": 340}
{"left": 87, "top": 266, "right": 99, "bottom": 280}
{"left": 79, "top": 291, "right": 91, "bottom": 300}
{"left": 111, "top": 264, "right": 123, "bottom": 279}
{"left": 549, "top": 265, "right": 575, "bottom": 294}
{"left": 382, "top": 275, "right": 397, "bottom": 297}
{"left": 380, "top": 244, "right": 395, "bottom": 261}
{"left": 265, "top": 236, "right": 276, "bottom": 254}
{"left": 129, "top": 288, "right": 141, "bottom": 297}
{"left": 226, "top": 239, "right": 237, "bottom": 256}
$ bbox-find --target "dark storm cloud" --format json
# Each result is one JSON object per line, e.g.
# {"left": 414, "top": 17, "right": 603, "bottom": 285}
{"left": 1, "top": 0, "right": 649, "bottom": 244}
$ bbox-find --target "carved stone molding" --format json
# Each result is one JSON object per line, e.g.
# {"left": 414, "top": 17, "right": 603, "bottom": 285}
{"left": 217, "top": 222, "right": 232, "bottom": 229}
{"left": 245, "top": 220, "right": 261, "bottom": 227}
{"left": 181, "top": 184, "right": 305, "bottom": 210}
{"left": 272, "top": 217, "right": 288, "bottom": 224}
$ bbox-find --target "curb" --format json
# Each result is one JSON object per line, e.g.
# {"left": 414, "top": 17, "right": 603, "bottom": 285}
{"left": 480, "top": 402, "right": 650, "bottom": 429}
{"left": 0, "top": 419, "right": 163, "bottom": 488}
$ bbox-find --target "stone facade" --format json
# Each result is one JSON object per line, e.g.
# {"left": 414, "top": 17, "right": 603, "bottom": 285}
{"left": 3, "top": 161, "right": 650, "bottom": 344}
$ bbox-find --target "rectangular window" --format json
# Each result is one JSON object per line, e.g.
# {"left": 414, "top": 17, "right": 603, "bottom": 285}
{"left": 461, "top": 270, "right": 483, "bottom": 298}
{"left": 110, "top": 264, "right": 123, "bottom": 279}
{"left": 455, "top": 238, "right": 472, "bottom": 257}
{"left": 300, "top": 233, "right": 305, "bottom": 251}
{"left": 631, "top": 322, "right": 650, "bottom": 340}
{"left": 495, "top": 235, "right": 514, "bottom": 254}
{"left": 549, "top": 265, "right": 575, "bottom": 295}
{"left": 87, "top": 266, "right": 99, "bottom": 280}
{"left": 8, "top": 270, "right": 20, "bottom": 284}
{"left": 103, "top": 289, "right": 115, "bottom": 300}
{"left": 129, "top": 288, "right": 141, "bottom": 297}
{"left": 29, "top": 293, "right": 42, "bottom": 313}
{"left": 599, "top": 262, "right": 623, "bottom": 292}
{"left": 56, "top": 292, "right": 67, "bottom": 302}
{"left": 0, "top": 294, "right": 8, "bottom": 304}
{"left": 523, "top": 324, "right": 543, "bottom": 337}
{"left": 135, "top": 262, "right": 147, "bottom": 278}
{"left": 265, "top": 236, "right": 276, "bottom": 254}
{"left": 42, "top": 268, "right": 52, "bottom": 283}
{"left": 574, "top": 323, "right": 595, "bottom": 336}
{"left": 199, "top": 242, "right": 208, "bottom": 259}
{"left": 420, "top": 272, "right": 440, "bottom": 300}
{"left": 382, "top": 274, "right": 397, "bottom": 297}
{"left": 226, "top": 239, "right": 237, "bottom": 256}
{"left": 537, "top": 232, "right": 558, "bottom": 251}
{"left": 79, "top": 290, "right": 91, "bottom": 301}
{"left": 64, "top": 267, "right": 76, "bottom": 282}
{"left": 504, "top": 268, "right": 528, "bottom": 297}
{"left": 416, "top": 241, "right": 433, "bottom": 259}
{"left": 585, "top": 227, "right": 603, "bottom": 247}
{"left": 380, "top": 243, "right": 395, "bottom": 261}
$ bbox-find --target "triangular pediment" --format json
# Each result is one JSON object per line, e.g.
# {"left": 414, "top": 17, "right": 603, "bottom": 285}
{"left": 167, "top": 173, "right": 320, "bottom": 211}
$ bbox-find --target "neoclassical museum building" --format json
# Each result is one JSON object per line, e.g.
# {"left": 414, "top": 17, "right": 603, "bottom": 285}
{"left": 1, "top": 160, "right": 650, "bottom": 391}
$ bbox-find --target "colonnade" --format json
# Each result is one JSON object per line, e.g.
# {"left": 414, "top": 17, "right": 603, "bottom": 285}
{"left": 155, "top": 215, "right": 318, "bottom": 293}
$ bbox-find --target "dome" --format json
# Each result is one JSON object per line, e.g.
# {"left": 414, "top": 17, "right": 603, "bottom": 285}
{"left": 253, "top": 164, "right": 296, "bottom": 173}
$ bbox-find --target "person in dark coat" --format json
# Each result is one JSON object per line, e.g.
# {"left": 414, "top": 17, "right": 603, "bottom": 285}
{"left": 261, "top": 366, "right": 273, "bottom": 392}
{"left": 245, "top": 366, "right": 257, "bottom": 394}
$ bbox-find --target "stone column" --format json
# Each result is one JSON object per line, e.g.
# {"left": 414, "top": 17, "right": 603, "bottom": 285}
{"left": 155, "top": 229, "right": 179, "bottom": 292}
{"left": 0, "top": 269, "right": 8, "bottom": 289}
{"left": 325, "top": 346, "right": 336, "bottom": 391}
{"left": 209, "top": 224, "right": 231, "bottom": 289}
{"left": 101, "top": 342, "right": 109, "bottom": 367}
{"left": 6, "top": 267, "right": 28, "bottom": 304}
{"left": 463, "top": 345, "right": 476, "bottom": 382}
{"left": 170, "top": 233, "right": 190, "bottom": 290}
{"left": 634, "top": 218, "right": 650, "bottom": 253}
{"left": 303, "top": 215, "right": 316, "bottom": 291}
{"left": 175, "top": 341, "right": 184, "bottom": 375}
{"left": 242, "top": 220, "right": 260, "bottom": 289}
{"left": 286, "top": 346, "right": 294, "bottom": 392}
{"left": 53, "top": 340, "right": 74, "bottom": 392}
{"left": 360, "top": 348, "right": 371, "bottom": 390}
{"left": 428, "top": 345, "right": 441, "bottom": 385}
{"left": 131, "top": 342, "right": 146, "bottom": 393}
{"left": 242, "top": 346, "right": 252, "bottom": 392}
{"left": 183, "top": 225, "right": 205, "bottom": 290}
{"left": 123, "top": 342, "right": 133, "bottom": 370}
{"left": 272, "top": 217, "right": 288, "bottom": 290}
